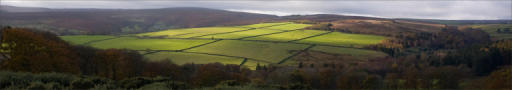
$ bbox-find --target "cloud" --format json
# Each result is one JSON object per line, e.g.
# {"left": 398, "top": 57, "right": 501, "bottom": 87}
{"left": 1, "top": 0, "right": 510, "bottom": 20}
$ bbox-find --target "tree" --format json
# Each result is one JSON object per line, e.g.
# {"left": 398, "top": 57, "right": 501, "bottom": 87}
{"left": 94, "top": 49, "right": 145, "bottom": 80}
{"left": 298, "top": 62, "right": 304, "bottom": 68}
{"left": 0, "top": 28, "right": 80, "bottom": 74}
{"left": 504, "top": 28, "right": 511, "bottom": 33}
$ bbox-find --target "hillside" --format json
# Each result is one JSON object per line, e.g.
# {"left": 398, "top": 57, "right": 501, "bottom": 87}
{"left": 0, "top": 5, "right": 278, "bottom": 35}
{"left": 60, "top": 22, "right": 389, "bottom": 69}
{"left": 285, "top": 14, "right": 446, "bottom": 36}
{"left": 397, "top": 18, "right": 512, "bottom": 25}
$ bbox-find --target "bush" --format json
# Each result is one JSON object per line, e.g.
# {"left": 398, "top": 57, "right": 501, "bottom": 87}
{"left": 138, "top": 81, "right": 188, "bottom": 90}
{"left": 152, "top": 76, "right": 173, "bottom": 83}
{"left": 87, "top": 76, "right": 112, "bottom": 85}
{"left": 26, "top": 81, "right": 45, "bottom": 90}
{"left": 71, "top": 78, "right": 95, "bottom": 89}
{"left": 205, "top": 84, "right": 278, "bottom": 90}
{"left": 138, "top": 82, "right": 169, "bottom": 89}
{"left": 0, "top": 71, "right": 32, "bottom": 88}
{"left": 33, "top": 72, "right": 78, "bottom": 86}
{"left": 119, "top": 77, "right": 153, "bottom": 89}
{"left": 44, "top": 82, "right": 63, "bottom": 89}
{"left": 90, "top": 84, "right": 119, "bottom": 90}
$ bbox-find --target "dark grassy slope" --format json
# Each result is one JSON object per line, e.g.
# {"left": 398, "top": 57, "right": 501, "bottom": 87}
{"left": 0, "top": 6, "right": 278, "bottom": 35}
{"left": 397, "top": 18, "right": 512, "bottom": 25}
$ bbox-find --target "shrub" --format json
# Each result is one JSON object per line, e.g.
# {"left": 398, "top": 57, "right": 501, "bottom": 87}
{"left": 138, "top": 81, "right": 189, "bottom": 90}
{"left": 119, "top": 77, "right": 153, "bottom": 89}
{"left": 44, "top": 82, "right": 63, "bottom": 89}
{"left": 33, "top": 72, "right": 78, "bottom": 86}
{"left": 87, "top": 76, "right": 112, "bottom": 85}
{"left": 71, "top": 78, "right": 95, "bottom": 89}
{"left": 26, "top": 81, "right": 45, "bottom": 90}
{"left": 90, "top": 84, "right": 119, "bottom": 90}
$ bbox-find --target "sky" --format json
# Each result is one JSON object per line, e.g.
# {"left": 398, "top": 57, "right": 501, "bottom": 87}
{"left": 1, "top": 0, "right": 511, "bottom": 20}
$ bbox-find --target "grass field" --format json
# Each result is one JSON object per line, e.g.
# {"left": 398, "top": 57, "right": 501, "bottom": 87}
{"left": 186, "top": 40, "right": 309, "bottom": 63}
{"left": 89, "top": 37, "right": 214, "bottom": 50}
{"left": 469, "top": 24, "right": 512, "bottom": 40}
{"left": 61, "top": 22, "right": 390, "bottom": 69}
{"left": 144, "top": 52, "right": 244, "bottom": 65}
{"left": 244, "top": 30, "right": 328, "bottom": 41}
{"left": 137, "top": 27, "right": 247, "bottom": 38}
{"left": 295, "top": 32, "right": 388, "bottom": 47}
{"left": 263, "top": 23, "right": 312, "bottom": 30}
{"left": 197, "top": 29, "right": 283, "bottom": 39}
{"left": 310, "top": 46, "right": 387, "bottom": 60}
{"left": 60, "top": 35, "right": 117, "bottom": 45}
{"left": 238, "top": 22, "right": 291, "bottom": 28}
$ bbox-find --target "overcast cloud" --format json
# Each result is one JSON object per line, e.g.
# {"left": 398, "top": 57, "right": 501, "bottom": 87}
{"left": 1, "top": 0, "right": 511, "bottom": 20}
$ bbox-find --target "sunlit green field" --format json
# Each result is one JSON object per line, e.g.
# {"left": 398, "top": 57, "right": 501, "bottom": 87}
{"left": 186, "top": 40, "right": 309, "bottom": 63}
{"left": 144, "top": 52, "right": 244, "bottom": 65}
{"left": 61, "top": 22, "right": 389, "bottom": 69}
{"left": 89, "top": 37, "right": 214, "bottom": 50}
{"left": 469, "top": 24, "right": 512, "bottom": 40}
{"left": 245, "top": 30, "right": 328, "bottom": 41}
{"left": 197, "top": 29, "right": 283, "bottom": 39}
{"left": 238, "top": 22, "right": 291, "bottom": 28}
{"left": 294, "top": 32, "right": 388, "bottom": 48}
{"left": 137, "top": 27, "right": 247, "bottom": 38}
{"left": 60, "top": 35, "right": 116, "bottom": 45}
{"left": 263, "top": 23, "right": 312, "bottom": 30}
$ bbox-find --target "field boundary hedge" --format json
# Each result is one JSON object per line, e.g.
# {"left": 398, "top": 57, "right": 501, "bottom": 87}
{"left": 187, "top": 23, "right": 290, "bottom": 38}
{"left": 136, "top": 49, "right": 272, "bottom": 64}
{"left": 169, "top": 32, "right": 195, "bottom": 37}
{"left": 277, "top": 44, "right": 316, "bottom": 64}
{"left": 237, "top": 30, "right": 297, "bottom": 40}
{"left": 178, "top": 40, "right": 223, "bottom": 51}
{"left": 240, "top": 58, "right": 248, "bottom": 66}
{"left": 287, "top": 31, "right": 334, "bottom": 42}
{"left": 181, "top": 51, "right": 272, "bottom": 63}
{"left": 81, "top": 36, "right": 120, "bottom": 45}
{"left": 123, "top": 35, "right": 368, "bottom": 50}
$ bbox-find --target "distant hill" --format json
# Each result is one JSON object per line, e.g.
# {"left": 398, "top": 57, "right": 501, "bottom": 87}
{"left": 0, "top": 5, "right": 52, "bottom": 12}
{"left": 282, "top": 14, "right": 445, "bottom": 36}
{"left": 396, "top": 18, "right": 512, "bottom": 25}
{"left": 2, "top": 5, "right": 510, "bottom": 36}
{"left": 0, "top": 5, "right": 279, "bottom": 35}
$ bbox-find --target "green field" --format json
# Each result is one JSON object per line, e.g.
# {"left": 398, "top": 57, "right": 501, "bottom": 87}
{"left": 245, "top": 30, "right": 328, "bottom": 41}
{"left": 262, "top": 23, "right": 312, "bottom": 30}
{"left": 186, "top": 40, "right": 309, "bottom": 63}
{"left": 197, "top": 29, "right": 283, "bottom": 39}
{"left": 238, "top": 22, "right": 291, "bottom": 28}
{"left": 144, "top": 52, "right": 244, "bottom": 65}
{"left": 137, "top": 27, "right": 247, "bottom": 38}
{"left": 470, "top": 24, "right": 512, "bottom": 40}
{"left": 294, "top": 32, "right": 388, "bottom": 47}
{"left": 61, "top": 22, "right": 389, "bottom": 69}
{"left": 60, "top": 35, "right": 117, "bottom": 45}
{"left": 89, "top": 37, "right": 214, "bottom": 50}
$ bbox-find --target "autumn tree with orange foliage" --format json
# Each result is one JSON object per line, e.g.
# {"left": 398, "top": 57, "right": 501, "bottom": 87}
{"left": 0, "top": 27, "right": 80, "bottom": 74}
{"left": 93, "top": 49, "right": 145, "bottom": 80}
